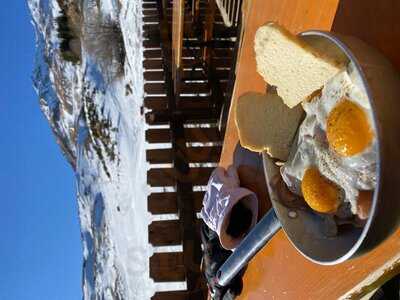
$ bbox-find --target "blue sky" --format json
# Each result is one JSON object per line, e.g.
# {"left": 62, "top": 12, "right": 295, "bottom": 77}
{"left": 0, "top": 2, "right": 82, "bottom": 299}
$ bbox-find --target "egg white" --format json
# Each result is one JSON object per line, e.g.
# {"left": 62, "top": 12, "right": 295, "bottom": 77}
{"left": 281, "top": 65, "right": 377, "bottom": 214}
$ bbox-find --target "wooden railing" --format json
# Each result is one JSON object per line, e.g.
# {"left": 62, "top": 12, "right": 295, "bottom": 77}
{"left": 215, "top": 0, "right": 242, "bottom": 27}
{"left": 172, "top": 0, "right": 184, "bottom": 93}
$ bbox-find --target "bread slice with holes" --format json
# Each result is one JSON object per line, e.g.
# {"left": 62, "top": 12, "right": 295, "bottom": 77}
{"left": 235, "top": 91, "right": 304, "bottom": 161}
{"left": 254, "top": 22, "right": 344, "bottom": 108}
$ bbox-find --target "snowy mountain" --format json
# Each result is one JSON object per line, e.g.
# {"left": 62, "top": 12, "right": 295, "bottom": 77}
{"left": 28, "top": 0, "right": 156, "bottom": 298}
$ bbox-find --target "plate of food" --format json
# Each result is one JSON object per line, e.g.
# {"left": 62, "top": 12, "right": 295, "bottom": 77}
{"left": 234, "top": 23, "right": 400, "bottom": 265}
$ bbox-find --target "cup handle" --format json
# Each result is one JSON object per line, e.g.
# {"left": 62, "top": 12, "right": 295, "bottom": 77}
{"left": 216, "top": 209, "right": 281, "bottom": 287}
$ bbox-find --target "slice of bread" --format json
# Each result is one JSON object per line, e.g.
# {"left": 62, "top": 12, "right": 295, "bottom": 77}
{"left": 235, "top": 91, "right": 304, "bottom": 161}
{"left": 254, "top": 22, "right": 344, "bottom": 108}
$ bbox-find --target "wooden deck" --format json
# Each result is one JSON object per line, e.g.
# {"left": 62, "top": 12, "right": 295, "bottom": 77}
{"left": 143, "top": 0, "right": 237, "bottom": 299}
{"left": 218, "top": 0, "right": 400, "bottom": 299}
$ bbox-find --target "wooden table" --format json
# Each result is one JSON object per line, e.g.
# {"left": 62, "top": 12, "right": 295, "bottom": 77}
{"left": 219, "top": 0, "right": 400, "bottom": 298}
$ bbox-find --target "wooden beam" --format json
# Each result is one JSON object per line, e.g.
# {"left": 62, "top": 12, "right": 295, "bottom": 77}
{"left": 143, "top": 60, "right": 163, "bottom": 70}
{"left": 207, "top": 63, "right": 226, "bottom": 118}
{"left": 182, "top": 57, "right": 232, "bottom": 69}
{"left": 144, "top": 96, "right": 168, "bottom": 110}
{"left": 144, "top": 71, "right": 165, "bottom": 81}
{"left": 144, "top": 49, "right": 163, "bottom": 59}
{"left": 183, "top": 127, "right": 222, "bottom": 143}
{"left": 150, "top": 252, "right": 186, "bottom": 282}
{"left": 148, "top": 191, "right": 204, "bottom": 214}
{"left": 144, "top": 30, "right": 161, "bottom": 40}
{"left": 146, "top": 146, "right": 222, "bottom": 163}
{"left": 148, "top": 220, "right": 182, "bottom": 246}
{"left": 183, "top": 39, "right": 236, "bottom": 49}
{"left": 203, "top": 0, "right": 216, "bottom": 64}
{"left": 143, "top": 3, "right": 157, "bottom": 9}
{"left": 143, "top": 9, "right": 159, "bottom": 16}
{"left": 145, "top": 109, "right": 218, "bottom": 125}
{"left": 152, "top": 290, "right": 207, "bottom": 300}
{"left": 144, "top": 82, "right": 210, "bottom": 95}
{"left": 143, "top": 57, "right": 231, "bottom": 71}
{"left": 145, "top": 127, "right": 221, "bottom": 143}
{"left": 172, "top": 0, "right": 185, "bottom": 85}
{"left": 146, "top": 128, "right": 171, "bottom": 143}
{"left": 145, "top": 48, "right": 205, "bottom": 59}
{"left": 144, "top": 15, "right": 160, "bottom": 23}
{"left": 147, "top": 167, "right": 214, "bottom": 186}
{"left": 181, "top": 69, "right": 229, "bottom": 81}
{"left": 144, "top": 48, "right": 233, "bottom": 59}
{"left": 146, "top": 148, "right": 173, "bottom": 163}
{"left": 144, "top": 96, "right": 212, "bottom": 110}
{"left": 143, "top": 39, "right": 161, "bottom": 48}
{"left": 192, "top": 0, "right": 201, "bottom": 21}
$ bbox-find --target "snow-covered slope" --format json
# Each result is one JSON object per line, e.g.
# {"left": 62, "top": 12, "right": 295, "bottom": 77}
{"left": 28, "top": 0, "right": 156, "bottom": 298}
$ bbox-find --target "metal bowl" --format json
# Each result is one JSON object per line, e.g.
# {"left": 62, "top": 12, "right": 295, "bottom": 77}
{"left": 263, "top": 30, "right": 400, "bottom": 265}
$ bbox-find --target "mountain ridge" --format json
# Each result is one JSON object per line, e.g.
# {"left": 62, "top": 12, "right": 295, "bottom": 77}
{"left": 28, "top": 0, "right": 154, "bottom": 298}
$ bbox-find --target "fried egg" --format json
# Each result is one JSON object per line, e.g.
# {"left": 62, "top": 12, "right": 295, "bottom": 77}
{"left": 281, "top": 63, "right": 377, "bottom": 214}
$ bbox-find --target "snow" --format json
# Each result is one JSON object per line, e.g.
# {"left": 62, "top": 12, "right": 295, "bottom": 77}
{"left": 27, "top": 0, "right": 173, "bottom": 298}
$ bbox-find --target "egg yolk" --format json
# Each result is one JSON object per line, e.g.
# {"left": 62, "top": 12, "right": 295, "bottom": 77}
{"left": 301, "top": 167, "right": 341, "bottom": 213}
{"left": 327, "top": 99, "right": 373, "bottom": 157}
